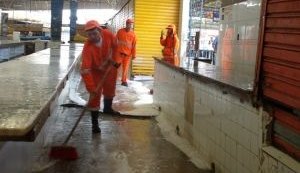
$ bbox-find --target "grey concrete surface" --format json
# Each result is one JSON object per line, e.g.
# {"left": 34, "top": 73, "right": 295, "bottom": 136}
{"left": 0, "top": 73, "right": 209, "bottom": 173}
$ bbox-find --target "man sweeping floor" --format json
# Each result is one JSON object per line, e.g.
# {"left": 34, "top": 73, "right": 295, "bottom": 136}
{"left": 81, "top": 20, "right": 120, "bottom": 134}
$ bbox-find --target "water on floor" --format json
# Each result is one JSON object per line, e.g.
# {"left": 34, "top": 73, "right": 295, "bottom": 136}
{"left": 32, "top": 110, "right": 208, "bottom": 173}
{"left": 0, "top": 76, "right": 209, "bottom": 173}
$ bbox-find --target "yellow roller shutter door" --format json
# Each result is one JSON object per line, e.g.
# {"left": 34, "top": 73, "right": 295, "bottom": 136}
{"left": 133, "top": 0, "right": 180, "bottom": 75}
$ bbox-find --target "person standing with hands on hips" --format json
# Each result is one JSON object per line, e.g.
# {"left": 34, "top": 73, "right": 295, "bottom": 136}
{"left": 115, "top": 19, "right": 137, "bottom": 87}
{"left": 160, "top": 24, "right": 180, "bottom": 66}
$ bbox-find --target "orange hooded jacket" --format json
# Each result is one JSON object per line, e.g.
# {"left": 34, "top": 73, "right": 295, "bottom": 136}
{"left": 160, "top": 24, "right": 180, "bottom": 66}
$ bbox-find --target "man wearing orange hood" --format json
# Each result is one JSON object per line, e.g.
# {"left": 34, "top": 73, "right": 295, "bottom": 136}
{"left": 160, "top": 24, "right": 180, "bottom": 66}
{"left": 115, "top": 19, "right": 137, "bottom": 86}
{"left": 81, "top": 20, "right": 119, "bottom": 133}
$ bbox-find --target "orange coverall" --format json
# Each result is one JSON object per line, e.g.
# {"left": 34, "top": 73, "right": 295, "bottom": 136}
{"left": 160, "top": 24, "right": 180, "bottom": 66}
{"left": 115, "top": 28, "right": 137, "bottom": 83}
{"left": 81, "top": 29, "right": 118, "bottom": 110}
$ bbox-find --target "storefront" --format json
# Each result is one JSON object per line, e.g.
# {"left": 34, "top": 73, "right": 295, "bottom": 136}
{"left": 186, "top": 0, "right": 221, "bottom": 64}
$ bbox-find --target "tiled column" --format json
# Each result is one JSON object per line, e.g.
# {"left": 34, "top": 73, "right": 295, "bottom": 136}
{"left": 69, "top": 0, "right": 78, "bottom": 42}
{"left": 51, "top": 0, "right": 64, "bottom": 41}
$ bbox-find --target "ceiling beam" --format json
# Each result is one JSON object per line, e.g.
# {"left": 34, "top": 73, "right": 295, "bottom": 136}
{"left": 0, "top": 0, "right": 127, "bottom": 10}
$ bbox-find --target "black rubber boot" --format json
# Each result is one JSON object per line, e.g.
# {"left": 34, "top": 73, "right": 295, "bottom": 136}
{"left": 103, "top": 98, "right": 120, "bottom": 115}
{"left": 91, "top": 111, "right": 101, "bottom": 133}
{"left": 121, "top": 82, "right": 128, "bottom": 87}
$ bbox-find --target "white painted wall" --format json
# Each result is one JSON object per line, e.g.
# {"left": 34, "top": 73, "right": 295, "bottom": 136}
{"left": 217, "top": 0, "right": 261, "bottom": 81}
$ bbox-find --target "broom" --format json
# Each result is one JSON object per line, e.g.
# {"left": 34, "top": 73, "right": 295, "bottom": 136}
{"left": 49, "top": 60, "right": 120, "bottom": 160}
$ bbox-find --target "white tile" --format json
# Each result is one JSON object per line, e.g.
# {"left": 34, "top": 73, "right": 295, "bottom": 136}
{"left": 233, "top": 123, "right": 243, "bottom": 142}
{"left": 261, "top": 152, "right": 270, "bottom": 173}
{"left": 250, "top": 132, "right": 260, "bottom": 156}
{"left": 207, "top": 124, "right": 214, "bottom": 141}
{"left": 224, "top": 168, "right": 231, "bottom": 173}
{"left": 257, "top": 111, "right": 263, "bottom": 131}
{"left": 231, "top": 3, "right": 240, "bottom": 22}
{"left": 242, "top": 148, "right": 253, "bottom": 170}
{"left": 220, "top": 133, "right": 226, "bottom": 149}
{"left": 229, "top": 157, "right": 238, "bottom": 173}
{"left": 237, "top": 144, "right": 244, "bottom": 164}
{"left": 214, "top": 117, "right": 222, "bottom": 130}
{"left": 243, "top": 111, "right": 253, "bottom": 132}
{"left": 225, "top": 136, "right": 232, "bottom": 154}
{"left": 231, "top": 105, "right": 240, "bottom": 123}
{"left": 237, "top": 109, "right": 245, "bottom": 127}
{"left": 233, "top": 44, "right": 244, "bottom": 65}
{"left": 240, "top": 128, "right": 251, "bottom": 151}
{"left": 237, "top": 163, "right": 251, "bottom": 173}
{"left": 231, "top": 139, "right": 238, "bottom": 159}
{"left": 225, "top": 152, "right": 232, "bottom": 170}
{"left": 216, "top": 145, "right": 226, "bottom": 165}
{"left": 221, "top": 119, "right": 227, "bottom": 134}
{"left": 228, "top": 121, "right": 239, "bottom": 141}
{"left": 278, "top": 162, "right": 296, "bottom": 173}
{"left": 215, "top": 129, "right": 222, "bottom": 146}
{"left": 268, "top": 156, "right": 279, "bottom": 173}
{"left": 225, "top": 135, "right": 237, "bottom": 159}
{"left": 243, "top": 44, "right": 257, "bottom": 68}
{"left": 215, "top": 163, "right": 223, "bottom": 173}
{"left": 211, "top": 126, "right": 218, "bottom": 143}
{"left": 251, "top": 114, "right": 260, "bottom": 134}
{"left": 238, "top": 1, "right": 250, "bottom": 21}
{"left": 245, "top": 22, "right": 256, "bottom": 40}
{"left": 201, "top": 136, "right": 209, "bottom": 151}
{"left": 258, "top": 131, "right": 263, "bottom": 149}
{"left": 208, "top": 140, "right": 217, "bottom": 160}
{"left": 250, "top": 153, "right": 260, "bottom": 173}
{"left": 237, "top": 127, "right": 245, "bottom": 148}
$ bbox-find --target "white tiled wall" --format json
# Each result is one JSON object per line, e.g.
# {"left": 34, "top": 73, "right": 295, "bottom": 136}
{"left": 153, "top": 62, "right": 299, "bottom": 173}
{"left": 217, "top": 0, "right": 261, "bottom": 81}
{"left": 191, "top": 78, "right": 263, "bottom": 173}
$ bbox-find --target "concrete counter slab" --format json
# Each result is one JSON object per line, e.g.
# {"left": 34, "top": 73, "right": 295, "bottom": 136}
{"left": 0, "top": 44, "right": 83, "bottom": 141}
{"left": 154, "top": 57, "right": 254, "bottom": 94}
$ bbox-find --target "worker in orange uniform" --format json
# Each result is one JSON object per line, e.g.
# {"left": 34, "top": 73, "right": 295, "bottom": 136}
{"left": 81, "top": 20, "right": 120, "bottom": 133}
{"left": 160, "top": 24, "right": 180, "bottom": 66}
{"left": 115, "top": 19, "right": 137, "bottom": 87}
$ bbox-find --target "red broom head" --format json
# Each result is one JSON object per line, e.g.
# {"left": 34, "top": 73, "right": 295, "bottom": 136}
{"left": 49, "top": 146, "right": 79, "bottom": 160}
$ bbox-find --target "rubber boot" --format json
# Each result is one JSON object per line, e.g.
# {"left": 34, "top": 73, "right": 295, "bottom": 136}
{"left": 121, "top": 82, "right": 128, "bottom": 87}
{"left": 91, "top": 111, "right": 101, "bottom": 133}
{"left": 103, "top": 98, "right": 120, "bottom": 115}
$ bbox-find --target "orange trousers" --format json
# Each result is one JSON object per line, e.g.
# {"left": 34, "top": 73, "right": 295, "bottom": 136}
{"left": 116, "top": 53, "right": 131, "bottom": 83}
{"left": 87, "top": 67, "right": 118, "bottom": 110}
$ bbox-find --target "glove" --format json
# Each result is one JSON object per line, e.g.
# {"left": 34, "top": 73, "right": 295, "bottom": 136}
{"left": 160, "top": 29, "right": 164, "bottom": 39}
{"left": 107, "top": 59, "right": 121, "bottom": 68}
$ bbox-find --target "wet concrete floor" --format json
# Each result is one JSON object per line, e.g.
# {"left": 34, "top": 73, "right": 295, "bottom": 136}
{"left": 35, "top": 109, "right": 208, "bottom": 173}
{"left": 1, "top": 78, "right": 209, "bottom": 173}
